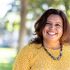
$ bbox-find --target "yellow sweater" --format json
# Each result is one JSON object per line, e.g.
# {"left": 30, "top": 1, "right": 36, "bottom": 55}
{"left": 13, "top": 43, "right": 70, "bottom": 70}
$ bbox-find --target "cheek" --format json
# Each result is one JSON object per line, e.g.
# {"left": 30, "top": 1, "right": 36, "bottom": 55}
{"left": 42, "top": 28, "right": 46, "bottom": 36}
{"left": 43, "top": 26, "right": 48, "bottom": 32}
{"left": 42, "top": 27, "right": 47, "bottom": 33}
{"left": 42, "top": 27, "right": 48, "bottom": 37}
{"left": 59, "top": 28, "right": 63, "bottom": 36}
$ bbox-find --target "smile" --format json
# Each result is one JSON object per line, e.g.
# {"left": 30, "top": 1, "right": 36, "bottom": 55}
{"left": 47, "top": 32, "right": 57, "bottom": 36}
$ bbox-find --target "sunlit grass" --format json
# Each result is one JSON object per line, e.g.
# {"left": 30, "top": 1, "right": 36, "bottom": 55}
{"left": 0, "top": 48, "right": 17, "bottom": 63}
{"left": 0, "top": 48, "right": 17, "bottom": 70}
{"left": 0, "top": 63, "right": 13, "bottom": 70}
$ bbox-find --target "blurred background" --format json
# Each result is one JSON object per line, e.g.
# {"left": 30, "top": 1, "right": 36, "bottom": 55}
{"left": 0, "top": 0, "right": 70, "bottom": 70}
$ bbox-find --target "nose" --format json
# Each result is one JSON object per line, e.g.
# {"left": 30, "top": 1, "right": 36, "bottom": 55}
{"left": 50, "top": 24, "right": 55, "bottom": 30}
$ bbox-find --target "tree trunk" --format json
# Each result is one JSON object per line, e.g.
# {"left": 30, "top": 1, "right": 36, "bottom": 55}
{"left": 18, "top": 0, "right": 28, "bottom": 51}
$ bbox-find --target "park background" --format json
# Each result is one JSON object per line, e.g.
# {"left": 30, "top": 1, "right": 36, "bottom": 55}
{"left": 0, "top": 0, "right": 70, "bottom": 70}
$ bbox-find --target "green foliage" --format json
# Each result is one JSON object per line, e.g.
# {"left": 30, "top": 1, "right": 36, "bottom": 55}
{"left": 28, "top": 0, "right": 70, "bottom": 22}
{"left": 5, "top": 21, "right": 13, "bottom": 32}
{"left": 13, "top": 21, "right": 20, "bottom": 30}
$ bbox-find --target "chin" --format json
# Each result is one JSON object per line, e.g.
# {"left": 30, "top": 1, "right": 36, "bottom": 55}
{"left": 46, "top": 38, "right": 60, "bottom": 42}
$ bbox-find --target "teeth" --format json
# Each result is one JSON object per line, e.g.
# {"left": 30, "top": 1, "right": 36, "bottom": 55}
{"left": 48, "top": 32, "right": 56, "bottom": 35}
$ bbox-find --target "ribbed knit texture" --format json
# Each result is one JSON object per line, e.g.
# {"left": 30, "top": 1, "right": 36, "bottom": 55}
{"left": 13, "top": 43, "right": 70, "bottom": 70}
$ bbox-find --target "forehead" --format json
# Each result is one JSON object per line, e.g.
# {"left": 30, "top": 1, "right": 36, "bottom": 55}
{"left": 47, "top": 14, "right": 63, "bottom": 23}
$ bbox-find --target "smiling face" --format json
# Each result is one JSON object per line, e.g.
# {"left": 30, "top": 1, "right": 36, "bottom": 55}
{"left": 42, "top": 14, "right": 63, "bottom": 42}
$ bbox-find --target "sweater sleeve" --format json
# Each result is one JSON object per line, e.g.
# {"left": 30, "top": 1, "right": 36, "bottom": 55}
{"left": 13, "top": 45, "right": 33, "bottom": 70}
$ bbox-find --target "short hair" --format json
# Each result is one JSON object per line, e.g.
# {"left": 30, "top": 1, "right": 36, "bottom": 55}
{"left": 31, "top": 9, "right": 70, "bottom": 44}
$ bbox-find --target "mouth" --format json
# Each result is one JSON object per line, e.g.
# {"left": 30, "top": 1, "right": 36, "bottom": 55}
{"left": 47, "top": 32, "right": 57, "bottom": 36}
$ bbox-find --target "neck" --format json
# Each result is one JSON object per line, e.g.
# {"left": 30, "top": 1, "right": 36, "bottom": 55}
{"left": 43, "top": 40, "right": 61, "bottom": 50}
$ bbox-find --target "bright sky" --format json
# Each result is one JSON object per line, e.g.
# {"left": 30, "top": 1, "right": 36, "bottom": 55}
{"left": 0, "top": 0, "right": 14, "bottom": 18}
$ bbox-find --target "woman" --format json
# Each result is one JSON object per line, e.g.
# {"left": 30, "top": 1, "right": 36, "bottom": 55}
{"left": 13, "top": 9, "right": 70, "bottom": 70}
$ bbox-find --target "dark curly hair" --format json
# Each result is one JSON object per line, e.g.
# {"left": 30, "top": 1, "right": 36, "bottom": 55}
{"left": 31, "top": 8, "right": 70, "bottom": 44}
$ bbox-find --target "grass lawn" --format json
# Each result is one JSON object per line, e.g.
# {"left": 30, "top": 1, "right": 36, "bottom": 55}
{"left": 0, "top": 48, "right": 17, "bottom": 70}
{"left": 0, "top": 63, "right": 13, "bottom": 70}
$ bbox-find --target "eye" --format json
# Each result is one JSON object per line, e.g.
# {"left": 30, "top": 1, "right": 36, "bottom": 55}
{"left": 46, "top": 22, "right": 51, "bottom": 26}
{"left": 55, "top": 24, "right": 62, "bottom": 27}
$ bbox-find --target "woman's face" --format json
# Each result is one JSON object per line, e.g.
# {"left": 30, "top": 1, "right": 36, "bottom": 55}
{"left": 42, "top": 14, "right": 63, "bottom": 42}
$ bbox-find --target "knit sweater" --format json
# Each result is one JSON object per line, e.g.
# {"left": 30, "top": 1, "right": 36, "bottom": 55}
{"left": 13, "top": 43, "right": 70, "bottom": 70}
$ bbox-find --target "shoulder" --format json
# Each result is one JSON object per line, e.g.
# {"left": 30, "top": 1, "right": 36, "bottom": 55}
{"left": 63, "top": 44, "right": 70, "bottom": 53}
{"left": 17, "top": 43, "right": 42, "bottom": 57}
{"left": 63, "top": 44, "right": 70, "bottom": 49}
{"left": 21, "top": 43, "right": 42, "bottom": 52}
